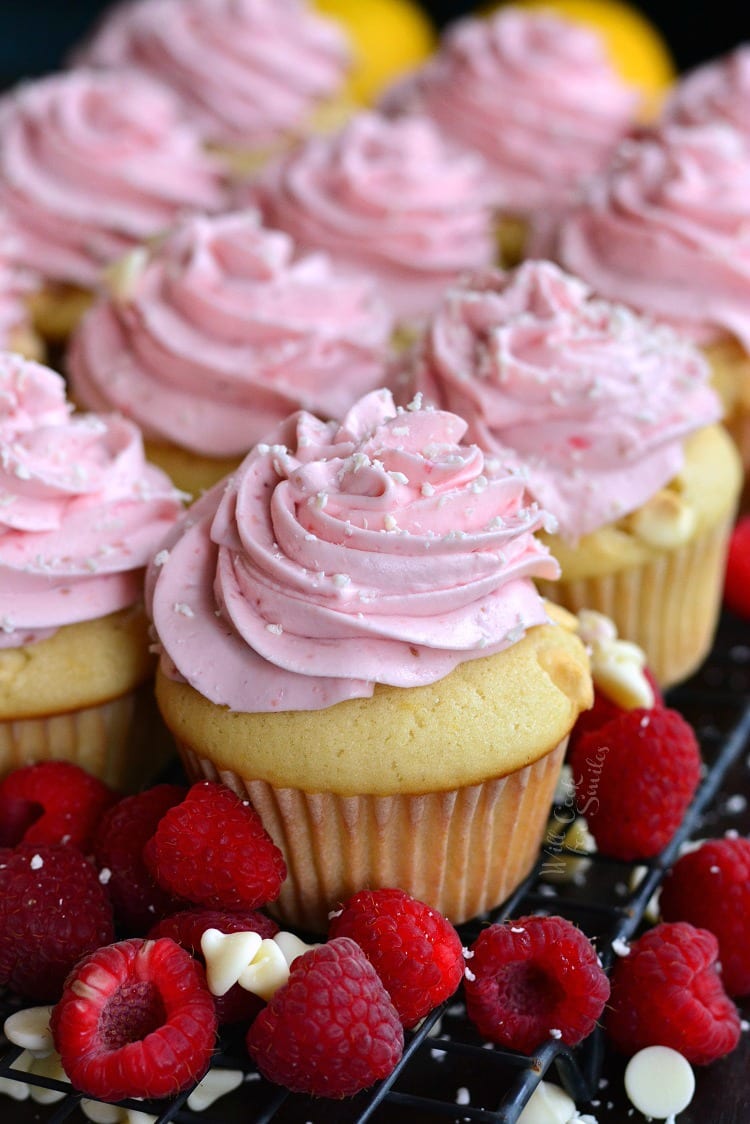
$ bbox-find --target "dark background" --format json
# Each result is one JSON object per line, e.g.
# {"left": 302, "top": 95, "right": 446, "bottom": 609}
{"left": 0, "top": 0, "right": 744, "bottom": 89}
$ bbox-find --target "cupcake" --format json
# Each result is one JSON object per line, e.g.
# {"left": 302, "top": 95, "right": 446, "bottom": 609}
{"left": 536, "top": 123, "right": 750, "bottom": 475}
{"left": 76, "top": 0, "right": 353, "bottom": 176}
{"left": 248, "top": 111, "right": 496, "bottom": 331}
{"left": 662, "top": 44, "right": 750, "bottom": 134}
{"left": 0, "top": 352, "right": 183, "bottom": 789}
{"left": 0, "top": 68, "right": 227, "bottom": 343}
{"left": 405, "top": 261, "right": 741, "bottom": 687}
{"left": 67, "top": 210, "right": 394, "bottom": 496}
{"left": 380, "top": 8, "right": 639, "bottom": 266}
{"left": 0, "top": 212, "right": 43, "bottom": 361}
{"left": 147, "top": 388, "right": 592, "bottom": 931}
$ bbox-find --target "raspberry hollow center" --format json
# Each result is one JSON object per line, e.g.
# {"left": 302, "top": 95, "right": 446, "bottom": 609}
{"left": 99, "top": 982, "right": 167, "bottom": 1050}
{"left": 500, "top": 964, "right": 564, "bottom": 1016}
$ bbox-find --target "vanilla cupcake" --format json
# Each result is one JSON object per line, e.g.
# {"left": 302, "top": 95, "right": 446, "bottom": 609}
{"left": 76, "top": 0, "right": 353, "bottom": 176}
{"left": 0, "top": 212, "right": 43, "bottom": 361}
{"left": 381, "top": 8, "right": 639, "bottom": 265}
{"left": 0, "top": 353, "right": 183, "bottom": 788}
{"left": 407, "top": 262, "right": 741, "bottom": 687}
{"left": 0, "top": 68, "right": 227, "bottom": 342}
{"left": 67, "top": 210, "right": 394, "bottom": 496}
{"left": 537, "top": 123, "right": 750, "bottom": 475}
{"left": 148, "top": 388, "right": 592, "bottom": 931}
{"left": 249, "top": 111, "right": 496, "bottom": 331}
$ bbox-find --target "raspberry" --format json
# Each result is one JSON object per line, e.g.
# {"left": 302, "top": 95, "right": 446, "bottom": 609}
{"left": 660, "top": 837, "right": 750, "bottom": 997}
{"left": 0, "top": 761, "right": 117, "bottom": 850}
{"left": 724, "top": 515, "right": 750, "bottom": 618}
{"left": 246, "top": 937, "right": 404, "bottom": 1098}
{"left": 148, "top": 908, "right": 279, "bottom": 1024}
{"left": 92, "top": 784, "right": 187, "bottom": 933}
{"left": 607, "top": 922, "right": 741, "bottom": 1065}
{"left": 328, "top": 888, "right": 464, "bottom": 1028}
{"left": 567, "top": 669, "right": 663, "bottom": 759}
{"left": 143, "top": 781, "right": 286, "bottom": 911}
{"left": 569, "top": 707, "right": 701, "bottom": 860}
{"left": 0, "top": 844, "right": 115, "bottom": 1001}
{"left": 51, "top": 937, "right": 217, "bottom": 1102}
{"left": 463, "top": 915, "right": 609, "bottom": 1055}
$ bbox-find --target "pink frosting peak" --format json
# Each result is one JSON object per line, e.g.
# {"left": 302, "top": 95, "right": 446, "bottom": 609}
{"left": 381, "top": 9, "right": 638, "bottom": 213}
{"left": 664, "top": 45, "right": 750, "bottom": 137}
{"left": 0, "top": 352, "right": 183, "bottom": 648}
{"left": 0, "top": 68, "right": 227, "bottom": 288}
{"left": 77, "top": 0, "right": 350, "bottom": 150}
{"left": 148, "top": 388, "right": 559, "bottom": 712}
{"left": 68, "top": 210, "right": 394, "bottom": 458}
{"left": 0, "top": 212, "right": 35, "bottom": 349}
{"left": 249, "top": 111, "right": 496, "bottom": 323}
{"left": 542, "top": 123, "right": 750, "bottom": 351}
{"left": 409, "top": 262, "right": 721, "bottom": 542}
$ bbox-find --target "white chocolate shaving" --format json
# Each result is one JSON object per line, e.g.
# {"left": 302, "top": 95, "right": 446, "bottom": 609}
{"left": 577, "top": 609, "right": 654, "bottom": 709}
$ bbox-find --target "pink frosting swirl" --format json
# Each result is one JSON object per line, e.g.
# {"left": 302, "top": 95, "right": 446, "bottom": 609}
{"left": 147, "top": 388, "right": 559, "bottom": 712}
{"left": 0, "top": 68, "right": 227, "bottom": 288}
{"left": 664, "top": 46, "right": 750, "bottom": 137}
{"left": 77, "top": 0, "right": 350, "bottom": 150}
{"left": 381, "top": 9, "right": 638, "bottom": 213}
{"left": 409, "top": 262, "right": 721, "bottom": 541}
{"left": 0, "top": 352, "right": 183, "bottom": 648}
{"left": 67, "top": 211, "right": 394, "bottom": 458}
{"left": 0, "top": 212, "right": 35, "bottom": 349}
{"left": 249, "top": 112, "right": 496, "bottom": 323}
{"left": 542, "top": 124, "right": 750, "bottom": 350}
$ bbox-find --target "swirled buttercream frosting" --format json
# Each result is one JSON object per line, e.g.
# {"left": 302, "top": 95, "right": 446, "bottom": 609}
{"left": 409, "top": 262, "right": 721, "bottom": 541}
{"left": 0, "top": 68, "right": 227, "bottom": 288}
{"left": 147, "top": 388, "right": 559, "bottom": 712}
{"left": 68, "top": 211, "right": 394, "bottom": 458}
{"left": 249, "top": 112, "right": 495, "bottom": 323}
{"left": 0, "top": 352, "right": 183, "bottom": 649}
{"left": 77, "top": 0, "right": 350, "bottom": 150}
{"left": 664, "top": 45, "right": 750, "bottom": 137}
{"left": 381, "top": 9, "right": 637, "bottom": 213}
{"left": 542, "top": 124, "right": 750, "bottom": 350}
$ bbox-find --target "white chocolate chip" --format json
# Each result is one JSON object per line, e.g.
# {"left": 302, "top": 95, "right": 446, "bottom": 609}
{"left": 81, "top": 1100, "right": 125, "bottom": 1123}
{"left": 186, "top": 1067, "right": 244, "bottom": 1111}
{"left": 576, "top": 610, "right": 654, "bottom": 709}
{"left": 201, "top": 929, "right": 263, "bottom": 997}
{"left": 542, "top": 817, "right": 596, "bottom": 885}
{"left": 102, "top": 247, "right": 149, "bottom": 303}
{"left": 3, "top": 1006, "right": 54, "bottom": 1058}
{"left": 238, "top": 938, "right": 294, "bottom": 1001}
{"left": 0, "top": 1049, "right": 34, "bottom": 1101}
{"left": 516, "top": 1079, "right": 576, "bottom": 1124}
{"left": 624, "top": 1046, "right": 695, "bottom": 1119}
{"left": 624, "top": 489, "right": 697, "bottom": 549}
{"left": 27, "top": 1052, "right": 69, "bottom": 1105}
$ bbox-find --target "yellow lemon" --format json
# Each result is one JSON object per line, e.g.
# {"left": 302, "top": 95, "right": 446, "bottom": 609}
{"left": 314, "top": 0, "right": 437, "bottom": 105}
{"left": 481, "top": 0, "right": 676, "bottom": 107}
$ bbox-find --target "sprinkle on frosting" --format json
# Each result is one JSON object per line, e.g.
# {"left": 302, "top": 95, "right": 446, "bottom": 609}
{"left": 408, "top": 261, "right": 721, "bottom": 541}
{"left": 147, "top": 389, "right": 559, "bottom": 712}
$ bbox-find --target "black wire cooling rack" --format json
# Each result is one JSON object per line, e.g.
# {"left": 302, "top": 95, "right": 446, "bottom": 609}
{"left": 2, "top": 610, "right": 750, "bottom": 1124}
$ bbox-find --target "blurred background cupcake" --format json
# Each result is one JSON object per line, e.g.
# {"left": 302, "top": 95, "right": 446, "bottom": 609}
{"left": 0, "top": 352, "right": 183, "bottom": 788}
{"left": 76, "top": 0, "right": 355, "bottom": 177}
{"left": 67, "top": 210, "right": 394, "bottom": 496}
{"left": 248, "top": 110, "right": 496, "bottom": 333}
{"left": 147, "top": 388, "right": 592, "bottom": 930}
{"left": 0, "top": 67, "right": 227, "bottom": 345}
{"left": 0, "top": 211, "right": 44, "bottom": 361}
{"left": 537, "top": 122, "right": 750, "bottom": 479}
{"left": 380, "top": 7, "right": 641, "bottom": 265}
{"left": 404, "top": 261, "right": 741, "bottom": 686}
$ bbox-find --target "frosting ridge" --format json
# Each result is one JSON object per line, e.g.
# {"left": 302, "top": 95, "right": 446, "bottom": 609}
{"left": 148, "top": 388, "right": 559, "bottom": 711}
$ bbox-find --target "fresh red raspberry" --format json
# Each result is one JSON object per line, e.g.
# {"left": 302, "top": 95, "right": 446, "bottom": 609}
{"left": 328, "top": 888, "right": 464, "bottom": 1028}
{"left": 51, "top": 937, "right": 217, "bottom": 1102}
{"left": 246, "top": 936, "right": 404, "bottom": 1098}
{"left": 92, "top": 784, "right": 187, "bottom": 933}
{"left": 463, "top": 915, "right": 610, "bottom": 1055}
{"left": 724, "top": 515, "right": 750, "bottom": 618}
{"left": 660, "top": 837, "right": 750, "bottom": 997}
{"left": 0, "top": 844, "right": 115, "bottom": 1001}
{"left": 569, "top": 707, "right": 702, "bottom": 860}
{"left": 0, "top": 761, "right": 117, "bottom": 850}
{"left": 148, "top": 908, "right": 279, "bottom": 1024}
{"left": 143, "top": 781, "right": 286, "bottom": 911}
{"left": 607, "top": 922, "right": 741, "bottom": 1064}
{"left": 567, "top": 668, "right": 663, "bottom": 759}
